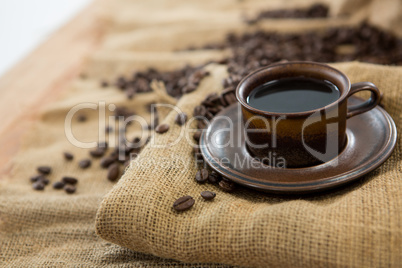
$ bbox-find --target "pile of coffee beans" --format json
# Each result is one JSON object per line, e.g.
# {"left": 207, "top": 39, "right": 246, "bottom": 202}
{"left": 194, "top": 23, "right": 402, "bottom": 93}
{"left": 102, "top": 67, "right": 210, "bottom": 100}
{"left": 244, "top": 3, "right": 329, "bottom": 24}
{"left": 30, "top": 166, "right": 51, "bottom": 191}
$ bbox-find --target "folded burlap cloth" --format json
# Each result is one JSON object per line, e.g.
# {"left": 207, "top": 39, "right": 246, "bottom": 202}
{"left": 95, "top": 62, "right": 402, "bottom": 267}
{"left": 1, "top": 0, "right": 402, "bottom": 267}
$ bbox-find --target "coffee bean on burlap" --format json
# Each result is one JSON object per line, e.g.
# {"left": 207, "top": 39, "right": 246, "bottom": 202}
{"left": 195, "top": 169, "right": 209, "bottom": 183}
{"left": 64, "top": 185, "right": 76, "bottom": 194}
{"left": 79, "top": 159, "right": 91, "bottom": 169}
{"left": 40, "top": 177, "right": 50, "bottom": 185}
{"left": 77, "top": 114, "right": 87, "bottom": 122}
{"left": 197, "top": 120, "right": 207, "bottom": 130}
{"left": 219, "top": 178, "right": 236, "bottom": 192}
{"left": 90, "top": 148, "right": 106, "bottom": 158}
{"left": 105, "top": 125, "right": 113, "bottom": 133}
{"left": 193, "top": 105, "right": 207, "bottom": 117}
{"left": 155, "top": 124, "right": 170, "bottom": 134}
{"left": 200, "top": 191, "right": 216, "bottom": 200}
{"left": 173, "top": 196, "right": 195, "bottom": 212}
{"left": 63, "top": 152, "right": 74, "bottom": 161}
{"left": 62, "top": 176, "right": 78, "bottom": 185}
{"left": 175, "top": 113, "right": 187, "bottom": 126}
{"left": 98, "top": 141, "right": 108, "bottom": 149}
{"left": 193, "top": 131, "right": 202, "bottom": 142}
{"left": 32, "top": 181, "right": 45, "bottom": 191}
{"left": 208, "top": 171, "right": 221, "bottom": 184}
{"left": 100, "top": 80, "right": 109, "bottom": 87}
{"left": 107, "top": 163, "right": 120, "bottom": 181}
{"left": 100, "top": 156, "right": 117, "bottom": 169}
{"left": 52, "top": 181, "right": 65, "bottom": 190}
{"left": 37, "top": 166, "right": 51, "bottom": 175}
{"left": 30, "top": 175, "right": 44, "bottom": 183}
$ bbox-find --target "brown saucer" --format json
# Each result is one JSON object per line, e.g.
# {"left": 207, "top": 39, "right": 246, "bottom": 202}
{"left": 200, "top": 97, "right": 397, "bottom": 194}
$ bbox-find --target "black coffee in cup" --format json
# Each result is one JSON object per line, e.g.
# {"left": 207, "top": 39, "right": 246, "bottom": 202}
{"left": 246, "top": 77, "right": 340, "bottom": 113}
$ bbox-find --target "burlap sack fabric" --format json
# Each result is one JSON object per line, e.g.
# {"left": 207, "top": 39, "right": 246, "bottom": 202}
{"left": 1, "top": 0, "right": 401, "bottom": 267}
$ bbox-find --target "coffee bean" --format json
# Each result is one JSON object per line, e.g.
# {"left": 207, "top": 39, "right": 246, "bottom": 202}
{"left": 193, "top": 105, "right": 207, "bottom": 117}
{"left": 32, "top": 181, "right": 45, "bottom": 191}
{"left": 62, "top": 176, "right": 78, "bottom": 185}
{"left": 175, "top": 113, "right": 187, "bottom": 126}
{"left": 63, "top": 152, "right": 74, "bottom": 161}
{"left": 155, "top": 124, "right": 170, "bottom": 134}
{"left": 89, "top": 148, "right": 106, "bottom": 158}
{"left": 98, "top": 141, "right": 108, "bottom": 149}
{"left": 64, "top": 185, "right": 76, "bottom": 194}
{"left": 77, "top": 114, "right": 87, "bottom": 122}
{"left": 53, "top": 181, "right": 65, "bottom": 189}
{"left": 205, "top": 111, "right": 214, "bottom": 120}
{"left": 79, "top": 159, "right": 91, "bottom": 169}
{"left": 200, "top": 191, "right": 216, "bottom": 200}
{"left": 126, "top": 88, "right": 136, "bottom": 99}
{"left": 182, "top": 83, "right": 197, "bottom": 94}
{"left": 37, "top": 166, "right": 51, "bottom": 175}
{"left": 223, "top": 93, "right": 237, "bottom": 105}
{"left": 30, "top": 174, "right": 44, "bottom": 183}
{"left": 41, "top": 177, "right": 50, "bottom": 185}
{"left": 107, "top": 163, "right": 120, "bottom": 181}
{"left": 101, "top": 80, "right": 109, "bottom": 87}
{"left": 193, "top": 145, "right": 201, "bottom": 155}
{"left": 173, "top": 195, "right": 195, "bottom": 212}
{"left": 197, "top": 120, "right": 207, "bottom": 130}
{"left": 105, "top": 125, "right": 113, "bottom": 133}
{"left": 219, "top": 178, "right": 236, "bottom": 192}
{"left": 193, "top": 131, "right": 202, "bottom": 142}
{"left": 195, "top": 169, "right": 209, "bottom": 183}
{"left": 100, "top": 156, "right": 117, "bottom": 168}
{"left": 208, "top": 171, "right": 221, "bottom": 184}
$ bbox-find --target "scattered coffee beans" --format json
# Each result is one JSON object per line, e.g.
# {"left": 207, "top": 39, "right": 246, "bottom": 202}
{"left": 41, "top": 178, "right": 50, "bottom": 185}
{"left": 77, "top": 114, "right": 87, "bottom": 122}
{"left": 219, "top": 178, "right": 236, "bottom": 192}
{"left": 101, "top": 80, "right": 109, "bottom": 87}
{"left": 193, "top": 105, "right": 207, "bottom": 117}
{"left": 244, "top": 3, "right": 329, "bottom": 24}
{"left": 32, "top": 181, "right": 45, "bottom": 191}
{"left": 173, "top": 195, "right": 195, "bottom": 211}
{"left": 155, "top": 123, "right": 170, "bottom": 134}
{"left": 175, "top": 113, "right": 187, "bottom": 126}
{"left": 37, "top": 166, "right": 51, "bottom": 175}
{"left": 208, "top": 171, "right": 221, "bottom": 184}
{"left": 63, "top": 152, "right": 74, "bottom": 161}
{"left": 195, "top": 169, "right": 209, "bottom": 184}
{"left": 78, "top": 159, "right": 91, "bottom": 169}
{"left": 200, "top": 191, "right": 216, "bottom": 200}
{"left": 64, "top": 185, "right": 76, "bottom": 194}
{"left": 89, "top": 148, "right": 106, "bottom": 158}
{"left": 62, "top": 176, "right": 78, "bottom": 185}
{"left": 98, "top": 141, "right": 108, "bottom": 149}
{"left": 193, "top": 131, "right": 202, "bottom": 142}
{"left": 53, "top": 181, "right": 65, "bottom": 189}
{"left": 30, "top": 175, "right": 44, "bottom": 183}
{"left": 100, "top": 156, "right": 117, "bottom": 169}
{"left": 107, "top": 163, "right": 120, "bottom": 181}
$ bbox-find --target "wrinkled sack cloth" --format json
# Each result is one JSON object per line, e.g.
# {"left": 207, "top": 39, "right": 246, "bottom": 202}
{"left": 96, "top": 62, "right": 402, "bottom": 268}
{"left": 1, "top": 0, "right": 402, "bottom": 266}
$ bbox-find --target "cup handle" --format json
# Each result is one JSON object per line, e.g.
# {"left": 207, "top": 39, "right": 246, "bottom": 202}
{"left": 346, "top": 82, "right": 381, "bottom": 119}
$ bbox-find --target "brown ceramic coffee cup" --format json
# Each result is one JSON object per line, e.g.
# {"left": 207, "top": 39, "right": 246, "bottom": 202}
{"left": 236, "top": 61, "right": 381, "bottom": 168}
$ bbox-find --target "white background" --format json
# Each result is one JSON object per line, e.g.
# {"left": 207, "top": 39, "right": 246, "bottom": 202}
{"left": 0, "top": 0, "right": 92, "bottom": 77}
